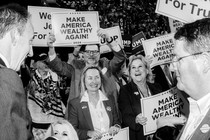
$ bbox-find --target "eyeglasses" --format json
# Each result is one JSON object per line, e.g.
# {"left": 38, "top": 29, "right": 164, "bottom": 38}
{"left": 84, "top": 50, "right": 100, "bottom": 55}
{"left": 171, "top": 51, "right": 210, "bottom": 64}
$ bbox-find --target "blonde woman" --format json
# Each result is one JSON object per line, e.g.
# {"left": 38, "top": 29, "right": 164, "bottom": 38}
{"left": 45, "top": 119, "right": 78, "bottom": 140}
{"left": 118, "top": 55, "right": 163, "bottom": 140}
{"left": 66, "top": 66, "right": 121, "bottom": 140}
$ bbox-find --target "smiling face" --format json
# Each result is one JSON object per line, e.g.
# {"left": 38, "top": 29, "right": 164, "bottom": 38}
{"left": 171, "top": 39, "right": 202, "bottom": 99}
{"left": 130, "top": 59, "right": 148, "bottom": 83}
{"left": 85, "top": 68, "right": 101, "bottom": 93}
{"left": 83, "top": 45, "right": 100, "bottom": 66}
{"left": 53, "top": 124, "right": 70, "bottom": 140}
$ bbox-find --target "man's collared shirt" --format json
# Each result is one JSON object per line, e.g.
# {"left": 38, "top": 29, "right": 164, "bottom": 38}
{"left": 0, "top": 52, "right": 10, "bottom": 68}
{"left": 180, "top": 93, "right": 210, "bottom": 140}
{"left": 81, "top": 90, "right": 110, "bottom": 133}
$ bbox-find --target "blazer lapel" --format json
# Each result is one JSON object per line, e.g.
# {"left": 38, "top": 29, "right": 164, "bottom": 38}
{"left": 103, "top": 100, "right": 113, "bottom": 127}
{"left": 80, "top": 102, "right": 94, "bottom": 130}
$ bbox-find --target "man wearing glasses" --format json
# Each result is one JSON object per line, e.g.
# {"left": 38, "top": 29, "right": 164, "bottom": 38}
{"left": 168, "top": 18, "right": 210, "bottom": 140}
{"left": 47, "top": 28, "right": 126, "bottom": 118}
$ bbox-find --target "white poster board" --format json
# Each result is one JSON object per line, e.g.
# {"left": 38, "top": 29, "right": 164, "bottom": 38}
{"left": 142, "top": 33, "right": 175, "bottom": 68}
{"left": 155, "top": 0, "right": 210, "bottom": 23}
{"left": 100, "top": 127, "right": 129, "bottom": 140}
{"left": 51, "top": 11, "right": 100, "bottom": 46}
{"left": 99, "top": 26, "right": 123, "bottom": 54}
{"left": 141, "top": 87, "right": 188, "bottom": 135}
{"left": 168, "top": 18, "right": 184, "bottom": 33}
{"left": 28, "top": 6, "right": 74, "bottom": 46}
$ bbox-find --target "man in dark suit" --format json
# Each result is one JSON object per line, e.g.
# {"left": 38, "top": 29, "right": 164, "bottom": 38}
{"left": 169, "top": 18, "right": 210, "bottom": 140}
{"left": 0, "top": 3, "right": 34, "bottom": 140}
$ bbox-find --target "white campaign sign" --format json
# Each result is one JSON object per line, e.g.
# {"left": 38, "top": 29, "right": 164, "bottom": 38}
{"left": 99, "top": 26, "right": 123, "bottom": 54}
{"left": 100, "top": 127, "right": 129, "bottom": 140}
{"left": 142, "top": 33, "right": 175, "bottom": 68}
{"left": 28, "top": 6, "right": 74, "bottom": 46}
{"left": 155, "top": 0, "right": 210, "bottom": 23}
{"left": 141, "top": 87, "right": 188, "bottom": 135}
{"left": 168, "top": 18, "right": 184, "bottom": 33}
{"left": 51, "top": 11, "right": 100, "bottom": 46}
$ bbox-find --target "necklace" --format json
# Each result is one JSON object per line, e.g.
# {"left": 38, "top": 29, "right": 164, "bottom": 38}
{"left": 137, "top": 85, "right": 150, "bottom": 98}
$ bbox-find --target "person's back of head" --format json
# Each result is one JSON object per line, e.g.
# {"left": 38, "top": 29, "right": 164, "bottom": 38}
{"left": 0, "top": 3, "right": 30, "bottom": 39}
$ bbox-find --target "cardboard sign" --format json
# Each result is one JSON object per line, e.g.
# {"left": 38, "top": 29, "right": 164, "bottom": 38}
{"left": 155, "top": 0, "right": 210, "bottom": 23}
{"left": 141, "top": 87, "right": 189, "bottom": 135}
{"left": 132, "top": 32, "right": 146, "bottom": 55}
{"left": 28, "top": 6, "right": 74, "bottom": 46}
{"left": 99, "top": 26, "right": 123, "bottom": 54}
{"left": 168, "top": 18, "right": 184, "bottom": 33}
{"left": 142, "top": 33, "right": 175, "bottom": 68}
{"left": 51, "top": 11, "right": 100, "bottom": 46}
{"left": 100, "top": 127, "right": 129, "bottom": 140}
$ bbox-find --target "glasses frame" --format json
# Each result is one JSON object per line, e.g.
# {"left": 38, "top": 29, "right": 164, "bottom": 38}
{"left": 84, "top": 50, "right": 100, "bottom": 56}
{"left": 171, "top": 51, "right": 210, "bottom": 64}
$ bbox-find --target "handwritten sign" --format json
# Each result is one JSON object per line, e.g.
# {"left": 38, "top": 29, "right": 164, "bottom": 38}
{"left": 51, "top": 11, "right": 100, "bottom": 46}
{"left": 155, "top": 0, "right": 210, "bottom": 23}
{"left": 99, "top": 26, "right": 123, "bottom": 54}
{"left": 141, "top": 87, "right": 189, "bottom": 135}
{"left": 142, "top": 33, "right": 175, "bottom": 68}
{"left": 28, "top": 6, "right": 74, "bottom": 46}
{"left": 100, "top": 127, "right": 129, "bottom": 140}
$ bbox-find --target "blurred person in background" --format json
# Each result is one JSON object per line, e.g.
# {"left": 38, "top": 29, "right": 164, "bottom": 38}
{"left": 27, "top": 53, "right": 66, "bottom": 140}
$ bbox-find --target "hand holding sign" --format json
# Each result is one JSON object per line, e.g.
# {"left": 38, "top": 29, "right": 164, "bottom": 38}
{"left": 156, "top": 115, "right": 187, "bottom": 129}
{"left": 108, "top": 125, "right": 121, "bottom": 136}
{"left": 87, "top": 130, "right": 102, "bottom": 140}
{"left": 47, "top": 32, "right": 56, "bottom": 47}
{"left": 135, "top": 113, "right": 148, "bottom": 126}
{"left": 97, "top": 28, "right": 121, "bottom": 52}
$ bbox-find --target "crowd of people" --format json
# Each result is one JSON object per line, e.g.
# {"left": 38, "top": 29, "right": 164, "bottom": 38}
{"left": 2, "top": 1, "right": 210, "bottom": 140}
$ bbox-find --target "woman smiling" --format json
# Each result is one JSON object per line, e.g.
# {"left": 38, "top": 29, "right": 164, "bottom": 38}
{"left": 66, "top": 66, "right": 121, "bottom": 140}
{"left": 118, "top": 55, "right": 163, "bottom": 140}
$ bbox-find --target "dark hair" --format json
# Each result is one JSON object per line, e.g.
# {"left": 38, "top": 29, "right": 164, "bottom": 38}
{"left": 174, "top": 18, "right": 210, "bottom": 54}
{"left": 0, "top": 3, "right": 30, "bottom": 39}
{"left": 80, "top": 44, "right": 100, "bottom": 52}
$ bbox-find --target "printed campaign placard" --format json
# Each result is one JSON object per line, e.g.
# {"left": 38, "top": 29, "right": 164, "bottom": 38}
{"left": 168, "top": 18, "right": 184, "bottom": 33}
{"left": 155, "top": 0, "right": 210, "bottom": 23}
{"left": 142, "top": 33, "right": 175, "bottom": 68}
{"left": 99, "top": 26, "right": 123, "bottom": 54}
{"left": 51, "top": 11, "right": 100, "bottom": 46}
{"left": 28, "top": 6, "right": 74, "bottom": 46}
{"left": 141, "top": 87, "right": 189, "bottom": 135}
{"left": 100, "top": 127, "right": 129, "bottom": 140}
{"left": 132, "top": 31, "right": 146, "bottom": 55}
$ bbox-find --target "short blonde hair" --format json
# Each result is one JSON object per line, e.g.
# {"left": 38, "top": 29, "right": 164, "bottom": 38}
{"left": 44, "top": 119, "right": 79, "bottom": 140}
{"left": 128, "top": 54, "right": 153, "bottom": 83}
